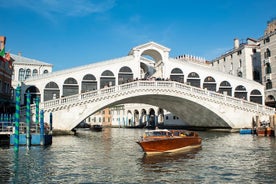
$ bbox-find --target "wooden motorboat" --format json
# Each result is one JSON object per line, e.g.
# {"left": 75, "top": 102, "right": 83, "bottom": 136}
{"left": 136, "top": 129, "right": 202, "bottom": 154}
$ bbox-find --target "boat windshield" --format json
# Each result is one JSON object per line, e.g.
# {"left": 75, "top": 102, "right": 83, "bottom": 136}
{"left": 145, "top": 130, "right": 170, "bottom": 137}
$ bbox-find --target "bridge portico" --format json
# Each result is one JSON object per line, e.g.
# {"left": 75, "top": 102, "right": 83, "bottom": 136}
{"left": 18, "top": 41, "right": 273, "bottom": 131}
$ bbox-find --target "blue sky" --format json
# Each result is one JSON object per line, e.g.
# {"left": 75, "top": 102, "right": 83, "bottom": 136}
{"left": 1, "top": 0, "right": 275, "bottom": 71}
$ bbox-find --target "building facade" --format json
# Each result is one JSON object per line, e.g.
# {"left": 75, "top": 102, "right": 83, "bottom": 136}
{"left": 211, "top": 38, "right": 261, "bottom": 83}
{"left": 260, "top": 19, "right": 276, "bottom": 107}
{"left": 11, "top": 53, "right": 53, "bottom": 104}
{"left": 0, "top": 36, "right": 13, "bottom": 113}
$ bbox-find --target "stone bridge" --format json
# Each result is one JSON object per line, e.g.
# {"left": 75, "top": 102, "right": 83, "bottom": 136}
{"left": 25, "top": 80, "right": 275, "bottom": 131}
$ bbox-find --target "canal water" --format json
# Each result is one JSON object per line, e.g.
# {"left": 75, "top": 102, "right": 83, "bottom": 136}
{"left": 1, "top": 128, "right": 276, "bottom": 183}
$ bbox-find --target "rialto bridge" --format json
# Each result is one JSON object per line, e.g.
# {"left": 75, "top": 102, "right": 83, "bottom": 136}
{"left": 19, "top": 42, "right": 274, "bottom": 131}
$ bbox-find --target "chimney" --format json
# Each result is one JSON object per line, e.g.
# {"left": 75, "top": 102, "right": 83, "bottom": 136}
{"left": 234, "top": 38, "right": 239, "bottom": 49}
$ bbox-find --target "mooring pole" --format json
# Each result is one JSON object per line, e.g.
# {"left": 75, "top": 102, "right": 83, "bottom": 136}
{"left": 49, "top": 112, "right": 53, "bottom": 133}
{"left": 35, "top": 97, "right": 40, "bottom": 133}
{"left": 26, "top": 91, "right": 31, "bottom": 148}
{"left": 14, "top": 86, "right": 21, "bottom": 152}
{"left": 40, "top": 110, "right": 45, "bottom": 145}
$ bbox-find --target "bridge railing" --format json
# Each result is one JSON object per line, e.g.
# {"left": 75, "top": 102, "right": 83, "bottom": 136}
{"left": 37, "top": 80, "right": 275, "bottom": 115}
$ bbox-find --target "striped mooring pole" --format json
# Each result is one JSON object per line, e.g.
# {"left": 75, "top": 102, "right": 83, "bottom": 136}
{"left": 14, "top": 86, "right": 21, "bottom": 152}
{"left": 40, "top": 110, "right": 45, "bottom": 145}
{"left": 26, "top": 91, "right": 31, "bottom": 148}
{"left": 35, "top": 97, "right": 39, "bottom": 133}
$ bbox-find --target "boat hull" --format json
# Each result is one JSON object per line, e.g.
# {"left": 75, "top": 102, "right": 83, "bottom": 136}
{"left": 137, "top": 136, "right": 202, "bottom": 154}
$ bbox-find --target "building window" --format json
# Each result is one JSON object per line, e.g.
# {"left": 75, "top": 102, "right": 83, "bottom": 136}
{"left": 33, "top": 69, "right": 38, "bottom": 76}
{"left": 266, "top": 80, "right": 272, "bottom": 89}
{"left": 25, "top": 69, "right": 31, "bottom": 79}
{"left": 43, "top": 70, "right": 49, "bottom": 74}
{"left": 264, "top": 37, "right": 270, "bottom": 44}
{"left": 239, "top": 59, "right": 242, "bottom": 67}
{"left": 238, "top": 71, "right": 243, "bottom": 77}
{"left": 18, "top": 68, "right": 25, "bottom": 81}
{"left": 237, "top": 50, "right": 242, "bottom": 55}
{"left": 266, "top": 63, "right": 272, "bottom": 74}
{"left": 265, "top": 48, "right": 271, "bottom": 59}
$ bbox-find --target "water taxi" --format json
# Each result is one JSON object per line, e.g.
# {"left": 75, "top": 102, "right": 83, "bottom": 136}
{"left": 137, "top": 129, "right": 202, "bottom": 154}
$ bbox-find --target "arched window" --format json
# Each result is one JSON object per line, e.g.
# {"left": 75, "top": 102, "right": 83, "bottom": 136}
{"left": 25, "top": 69, "right": 31, "bottom": 79}
{"left": 44, "top": 82, "right": 60, "bottom": 101}
{"left": 234, "top": 85, "right": 247, "bottom": 100}
{"left": 238, "top": 71, "right": 243, "bottom": 77}
{"left": 100, "top": 70, "right": 115, "bottom": 88}
{"left": 266, "top": 63, "right": 271, "bottom": 74}
{"left": 81, "top": 74, "right": 97, "bottom": 92}
{"left": 33, "top": 69, "right": 38, "bottom": 76}
{"left": 218, "top": 81, "right": 232, "bottom": 96}
{"left": 18, "top": 68, "right": 25, "bottom": 81}
{"left": 24, "top": 86, "right": 40, "bottom": 105}
{"left": 63, "top": 77, "right": 79, "bottom": 96}
{"left": 170, "top": 68, "right": 184, "bottom": 83}
{"left": 265, "top": 48, "right": 271, "bottom": 58}
{"left": 253, "top": 70, "right": 260, "bottom": 81}
{"left": 118, "top": 66, "right": 133, "bottom": 84}
{"left": 203, "top": 76, "right": 216, "bottom": 91}
{"left": 250, "top": 89, "right": 262, "bottom": 104}
{"left": 266, "top": 79, "right": 272, "bottom": 90}
{"left": 187, "top": 72, "right": 200, "bottom": 87}
{"left": 43, "top": 70, "right": 49, "bottom": 74}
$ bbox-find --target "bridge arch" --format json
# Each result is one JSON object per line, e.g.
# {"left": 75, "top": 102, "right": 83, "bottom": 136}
{"left": 81, "top": 74, "right": 97, "bottom": 93}
{"left": 44, "top": 81, "right": 60, "bottom": 101}
{"left": 118, "top": 66, "right": 133, "bottom": 84}
{"left": 63, "top": 77, "right": 78, "bottom": 97}
{"left": 234, "top": 85, "right": 247, "bottom": 100}
{"left": 24, "top": 86, "right": 40, "bottom": 104}
{"left": 250, "top": 89, "right": 262, "bottom": 104}
{"left": 203, "top": 76, "right": 216, "bottom": 91}
{"left": 100, "top": 70, "right": 115, "bottom": 88}
{"left": 218, "top": 81, "right": 232, "bottom": 96}
{"left": 170, "top": 68, "right": 184, "bottom": 83}
{"left": 187, "top": 72, "right": 200, "bottom": 87}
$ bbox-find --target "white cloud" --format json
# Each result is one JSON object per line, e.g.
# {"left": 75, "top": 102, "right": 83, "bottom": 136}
{"left": 0, "top": 0, "right": 116, "bottom": 17}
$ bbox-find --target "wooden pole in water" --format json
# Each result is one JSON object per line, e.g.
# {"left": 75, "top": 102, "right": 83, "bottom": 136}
{"left": 26, "top": 91, "right": 31, "bottom": 148}
{"left": 14, "top": 86, "right": 20, "bottom": 152}
{"left": 273, "top": 114, "right": 276, "bottom": 137}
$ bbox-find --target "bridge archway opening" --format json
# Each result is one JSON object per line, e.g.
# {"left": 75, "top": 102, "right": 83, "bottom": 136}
{"left": 265, "top": 95, "right": 276, "bottom": 108}
{"left": 127, "top": 110, "right": 133, "bottom": 126}
{"left": 118, "top": 66, "right": 134, "bottom": 84}
{"left": 234, "top": 85, "right": 247, "bottom": 100}
{"left": 187, "top": 72, "right": 200, "bottom": 87}
{"left": 250, "top": 89, "right": 262, "bottom": 104}
{"left": 148, "top": 108, "right": 156, "bottom": 128}
{"left": 81, "top": 74, "right": 97, "bottom": 93}
{"left": 203, "top": 76, "right": 216, "bottom": 91}
{"left": 218, "top": 81, "right": 232, "bottom": 96}
{"left": 44, "top": 81, "right": 60, "bottom": 101}
{"left": 63, "top": 77, "right": 78, "bottom": 97}
{"left": 158, "top": 108, "right": 164, "bottom": 126}
{"left": 134, "top": 110, "right": 139, "bottom": 126}
{"left": 141, "top": 49, "right": 162, "bottom": 62}
{"left": 100, "top": 70, "right": 115, "bottom": 88}
{"left": 140, "top": 109, "right": 147, "bottom": 126}
{"left": 170, "top": 68, "right": 184, "bottom": 83}
{"left": 24, "top": 86, "right": 40, "bottom": 105}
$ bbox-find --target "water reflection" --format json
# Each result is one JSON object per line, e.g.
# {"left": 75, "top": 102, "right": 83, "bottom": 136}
{"left": 141, "top": 147, "right": 201, "bottom": 165}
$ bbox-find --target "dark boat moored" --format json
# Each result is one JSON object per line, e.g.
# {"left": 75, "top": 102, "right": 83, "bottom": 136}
{"left": 91, "top": 124, "right": 103, "bottom": 131}
{"left": 137, "top": 129, "right": 202, "bottom": 155}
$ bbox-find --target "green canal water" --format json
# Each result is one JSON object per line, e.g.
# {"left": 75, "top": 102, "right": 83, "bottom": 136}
{"left": 1, "top": 128, "right": 276, "bottom": 183}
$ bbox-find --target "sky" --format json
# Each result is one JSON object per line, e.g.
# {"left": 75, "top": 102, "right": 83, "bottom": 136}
{"left": 0, "top": 0, "right": 276, "bottom": 71}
